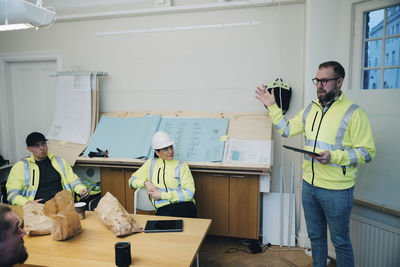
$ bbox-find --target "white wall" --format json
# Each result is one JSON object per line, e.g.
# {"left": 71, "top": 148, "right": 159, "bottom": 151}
{"left": 1, "top": 3, "right": 304, "bottom": 113}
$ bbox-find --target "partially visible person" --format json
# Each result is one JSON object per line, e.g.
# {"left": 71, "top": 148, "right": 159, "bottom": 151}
{"left": 129, "top": 131, "right": 196, "bottom": 218}
{"left": 6, "top": 132, "right": 89, "bottom": 206}
{"left": 0, "top": 204, "right": 28, "bottom": 266}
{"left": 255, "top": 61, "right": 376, "bottom": 267}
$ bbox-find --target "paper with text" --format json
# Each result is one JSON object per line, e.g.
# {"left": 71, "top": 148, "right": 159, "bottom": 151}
{"left": 223, "top": 139, "right": 272, "bottom": 164}
{"left": 47, "top": 75, "right": 92, "bottom": 144}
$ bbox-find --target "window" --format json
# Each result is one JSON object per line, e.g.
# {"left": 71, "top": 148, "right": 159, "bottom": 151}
{"left": 361, "top": 3, "right": 400, "bottom": 89}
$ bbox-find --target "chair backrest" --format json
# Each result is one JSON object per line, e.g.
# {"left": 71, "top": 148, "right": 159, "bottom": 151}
{"left": 134, "top": 188, "right": 154, "bottom": 214}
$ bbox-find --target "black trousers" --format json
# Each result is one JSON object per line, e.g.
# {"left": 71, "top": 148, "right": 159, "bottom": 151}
{"left": 156, "top": 201, "right": 197, "bottom": 218}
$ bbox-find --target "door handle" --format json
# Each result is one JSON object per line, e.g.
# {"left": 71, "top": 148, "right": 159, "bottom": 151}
{"left": 231, "top": 175, "right": 246, "bottom": 178}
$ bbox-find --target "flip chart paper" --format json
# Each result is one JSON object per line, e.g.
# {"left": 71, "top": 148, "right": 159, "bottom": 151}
{"left": 47, "top": 75, "right": 92, "bottom": 144}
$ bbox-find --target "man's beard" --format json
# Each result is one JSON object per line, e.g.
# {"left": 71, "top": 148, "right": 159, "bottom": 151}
{"left": 13, "top": 244, "right": 28, "bottom": 265}
{"left": 318, "top": 87, "right": 339, "bottom": 104}
{"left": 2, "top": 248, "right": 28, "bottom": 267}
{"left": 17, "top": 248, "right": 28, "bottom": 264}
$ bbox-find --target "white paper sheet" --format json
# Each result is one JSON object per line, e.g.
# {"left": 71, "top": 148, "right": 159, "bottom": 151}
{"left": 47, "top": 75, "right": 92, "bottom": 144}
{"left": 223, "top": 138, "right": 272, "bottom": 164}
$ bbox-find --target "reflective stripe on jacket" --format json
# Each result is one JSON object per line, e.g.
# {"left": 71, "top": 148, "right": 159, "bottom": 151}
{"left": 80, "top": 177, "right": 101, "bottom": 195}
{"left": 6, "top": 153, "right": 86, "bottom": 206}
{"left": 268, "top": 93, "right": 376, "bottom": 189}
{"left": 129, "top": 158, "right": 195, "bottom": 209}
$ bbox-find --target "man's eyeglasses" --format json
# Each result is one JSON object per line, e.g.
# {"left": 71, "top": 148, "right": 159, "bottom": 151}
{"left": 32, "top": 141, "right": 47, "bottom": 148}
{"left": 312, "top": 77, "right": 341, "bottom": 86}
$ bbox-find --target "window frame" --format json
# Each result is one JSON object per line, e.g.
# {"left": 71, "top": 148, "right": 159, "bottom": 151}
{"left": 351, "top": 0, "right": 400, "bottom": 90}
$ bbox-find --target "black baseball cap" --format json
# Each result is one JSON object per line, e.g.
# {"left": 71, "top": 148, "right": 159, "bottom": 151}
{"left": 26, "top": 132, "right": 47, "bottom": 147}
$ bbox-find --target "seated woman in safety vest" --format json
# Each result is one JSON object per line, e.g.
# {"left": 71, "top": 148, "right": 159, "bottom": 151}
{"left": 129, "top": 131, "right": 196, "bottom": 218}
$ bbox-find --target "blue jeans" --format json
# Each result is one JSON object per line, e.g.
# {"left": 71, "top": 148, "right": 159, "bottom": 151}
{"left": 302, "top": 180, "right": 354, "bottom": 267}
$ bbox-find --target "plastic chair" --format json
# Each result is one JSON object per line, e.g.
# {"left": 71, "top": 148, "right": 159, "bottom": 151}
{"left": 133, "top": 188, "right": 155, "bottom": 214}
{"left": 133, "top": 188, "right": 200, "bottom": 266}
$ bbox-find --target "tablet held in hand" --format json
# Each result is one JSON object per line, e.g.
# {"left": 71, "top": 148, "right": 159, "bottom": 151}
{"left": 283, "top": 145, "right": 320, "bottom": 157}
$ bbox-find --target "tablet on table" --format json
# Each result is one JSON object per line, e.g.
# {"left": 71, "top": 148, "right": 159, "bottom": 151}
{"left": 144, "top": 219, "right": 183, "bottom": 233}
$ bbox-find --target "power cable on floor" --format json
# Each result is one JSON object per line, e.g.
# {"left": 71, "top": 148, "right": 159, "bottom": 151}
{"left": 224, "top": 239, "right": 268, "bottom": 254}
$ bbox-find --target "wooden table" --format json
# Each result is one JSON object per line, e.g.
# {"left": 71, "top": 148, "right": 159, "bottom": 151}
{"left": 21, "top": 211, "right": 211, "bottom": 267}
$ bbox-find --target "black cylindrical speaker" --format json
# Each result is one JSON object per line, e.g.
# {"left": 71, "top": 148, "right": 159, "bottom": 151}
{"left": 115, "top": 241, "right": 131, "bottom": 266}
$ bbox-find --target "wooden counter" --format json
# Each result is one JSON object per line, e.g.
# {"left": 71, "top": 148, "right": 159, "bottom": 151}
{"left": 76, "top": 156, "right": 270, "bottom": 175}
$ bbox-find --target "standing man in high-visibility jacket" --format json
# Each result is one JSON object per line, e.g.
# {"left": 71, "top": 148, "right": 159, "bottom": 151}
{"left": 6, "top": 132, "right": 89, "bottom": 206}
{"left": 255, "top": 61, "right": 376, "bottom": 267}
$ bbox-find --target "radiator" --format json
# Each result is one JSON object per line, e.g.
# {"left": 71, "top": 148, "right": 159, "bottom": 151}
{"left": 350, "top": 214, "right": 400, "bottom": 267}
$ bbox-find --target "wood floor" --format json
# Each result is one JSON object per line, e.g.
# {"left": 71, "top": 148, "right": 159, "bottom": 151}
{"left": 196, "top": 235, "right": 337, "bottom": 267}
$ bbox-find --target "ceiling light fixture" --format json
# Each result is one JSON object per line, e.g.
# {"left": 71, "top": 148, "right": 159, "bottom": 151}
{"left": 0, "top": 0, "right": 56, "bottom": 32}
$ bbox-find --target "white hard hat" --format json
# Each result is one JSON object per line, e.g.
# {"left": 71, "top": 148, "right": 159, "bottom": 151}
{"left": 151, "top": 131, "right": 174, "bottom": 150}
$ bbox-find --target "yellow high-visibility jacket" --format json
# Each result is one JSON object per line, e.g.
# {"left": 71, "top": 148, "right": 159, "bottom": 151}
{"left": 6, "top": 153, "right": 87, "bottom": 206}
{"left": 269, "top": 93, "right": 376, "bottom": 189}
{"left": 129, "top": 158, "right": 195, "bottom": 209}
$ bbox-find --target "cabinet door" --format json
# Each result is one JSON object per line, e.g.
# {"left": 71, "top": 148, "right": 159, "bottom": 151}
{"left": 101, "top": 168, "right": 126, "bottom": 207}
{"left": 229, "top": 174, "right": 260, "bottom": 239}
{"left": 201, "top": 173, "right": 229, "bottom": 235}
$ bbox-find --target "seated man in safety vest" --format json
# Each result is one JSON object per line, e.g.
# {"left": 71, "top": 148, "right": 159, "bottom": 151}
{"left": 6, "top": 132, "right": 89, "bottom": 206}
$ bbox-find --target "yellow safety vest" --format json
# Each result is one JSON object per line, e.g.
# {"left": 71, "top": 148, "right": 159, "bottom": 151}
{"left": 6, "top": 153, "right": 87, "bottom": 206}
{"left": 269, "top": 93, "right": 376, "bottom": 189}
{"left": 129, "top": 158, "right": 195, "bottom": 209}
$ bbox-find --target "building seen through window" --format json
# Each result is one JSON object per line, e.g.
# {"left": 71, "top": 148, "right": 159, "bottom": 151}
{"left": 363, "top": 5, "right": 400, "bottom": 89}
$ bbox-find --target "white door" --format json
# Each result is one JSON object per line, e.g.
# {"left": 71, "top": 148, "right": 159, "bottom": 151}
{"left": 5, "top": 60, "right": 57, "bottom": 162}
